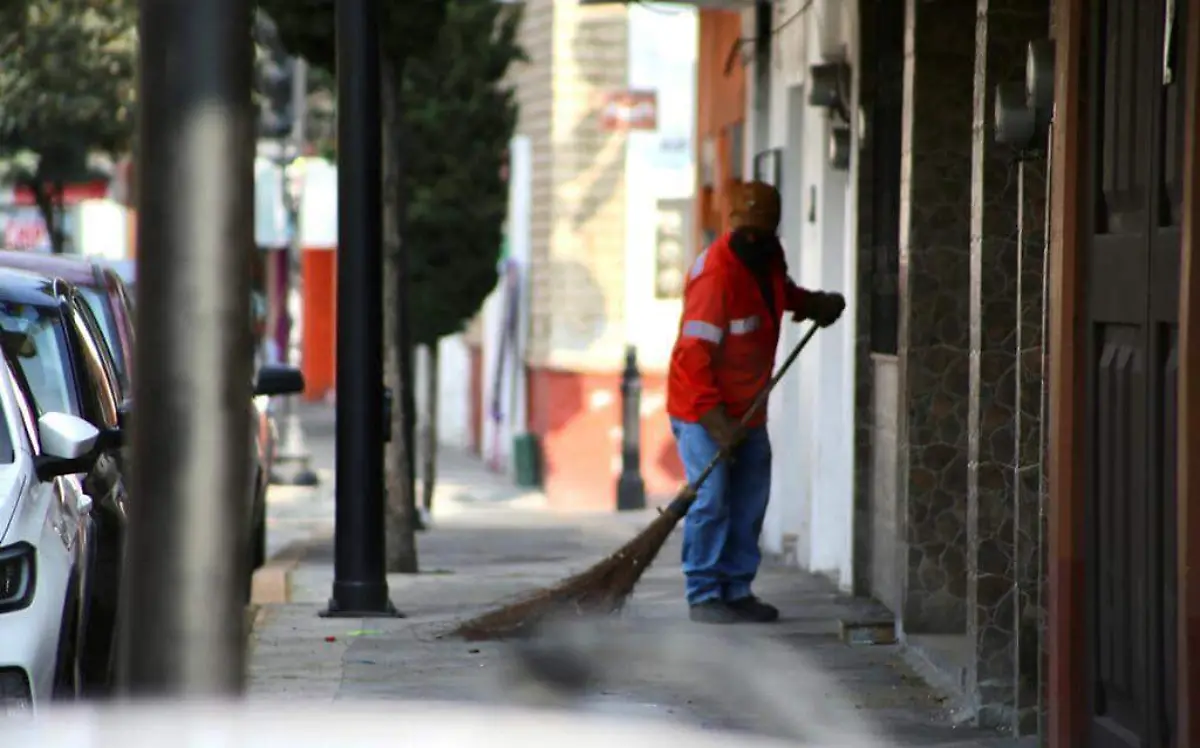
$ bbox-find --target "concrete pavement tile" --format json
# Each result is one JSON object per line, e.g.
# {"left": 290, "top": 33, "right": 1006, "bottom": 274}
{"left": 249, "top": 410, "right": 1023, "bottom": 745}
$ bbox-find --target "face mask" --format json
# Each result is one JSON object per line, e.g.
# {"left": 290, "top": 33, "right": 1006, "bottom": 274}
{"left": 729, "top": 228, "right": 778, "bottom": 273}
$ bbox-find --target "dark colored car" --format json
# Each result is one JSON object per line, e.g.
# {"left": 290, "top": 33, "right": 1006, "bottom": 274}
{"left": 0, "top": 269, "right": 128, "bottom": 692}
{"left": 0, "top": 252, "right": 135, "bottom": 401}
{"left": 77, "top": 256, "right": 301, "bottom": 579}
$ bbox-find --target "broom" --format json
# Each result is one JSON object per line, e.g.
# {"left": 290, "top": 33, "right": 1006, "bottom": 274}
{"left": 451, "top": 322, "right": 822, "bottom": 641}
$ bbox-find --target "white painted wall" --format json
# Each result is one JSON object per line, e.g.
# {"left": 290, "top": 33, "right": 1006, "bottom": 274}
{"left": 415, "top": 337, "right": 472, "bottom": 450}
{"left": 624, "top": 2, "right": 696, "bottom": 373}
{"left": 748, "top": 0, "right": 859, "bottom": 591}
{"left": 477, "top": 134, "right": 534, "bottom": 473}
{"left": 77, "top": 199, "right": 130, "bottom": 260}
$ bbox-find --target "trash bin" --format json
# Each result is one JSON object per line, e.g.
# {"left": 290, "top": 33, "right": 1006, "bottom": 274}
{"left": 511, "top": 431, "right": 541, "bottom": 488}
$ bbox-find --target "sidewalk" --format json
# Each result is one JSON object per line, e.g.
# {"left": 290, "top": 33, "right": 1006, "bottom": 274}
{"left": 249, "top": 404, "right": 1027, "bottom": 747}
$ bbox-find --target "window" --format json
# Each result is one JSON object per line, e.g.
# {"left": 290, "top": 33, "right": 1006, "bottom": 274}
{"left": 654, "top": 199, "right": 693, "bottom": 300}
{"left": 0, "top": 360, "right": 21, "bottom": 464}
{"left": 700, "top": 137, "right": 716, "bottom": 188}
{"left": 6, "top": 352, "right": 41, "bottom": 454}
{"left": 0, "top": 302, "right": 78, "bottom": 417}
{"left": 68, "top": 298, "right": 120, "bottom": 429}
{"left": 78, "top": 284, "right": 127, "bottom": 394}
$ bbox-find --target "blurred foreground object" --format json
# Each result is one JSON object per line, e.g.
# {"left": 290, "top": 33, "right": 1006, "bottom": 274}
{"left": 490, "top": 616, "right": 892, "bottom": 747}
{"left": 121, "top": 0, "right": 255, "bottom": 695}
{"left": 7, "top": 701, "right": 802, "bottom": 748}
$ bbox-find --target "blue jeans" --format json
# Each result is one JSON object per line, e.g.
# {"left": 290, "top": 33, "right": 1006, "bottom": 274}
{"left": 670, "top": 418, "right": 772, "bottom": 605}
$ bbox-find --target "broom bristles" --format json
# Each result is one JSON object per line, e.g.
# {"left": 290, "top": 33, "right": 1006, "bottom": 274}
{"left": 451, "top": 507, "right": 685, "bottom": 641}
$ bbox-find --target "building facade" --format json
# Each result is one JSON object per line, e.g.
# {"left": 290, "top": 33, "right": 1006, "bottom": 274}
{"left": 465, "top": 0, "right": 698, "bottom": 510}
{"left": 688, "top": 0, "right": 1200, "bottom": 745}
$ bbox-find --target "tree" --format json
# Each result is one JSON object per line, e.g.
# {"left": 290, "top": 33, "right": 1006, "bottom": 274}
{"left": 402, "top": 0, "right": 524, "bottom": 513}
{"left": 258, "top": 0, "right": 450, "bottom": 573}
{"left": 0, "top": 0, "right": 138, "bottom": 254}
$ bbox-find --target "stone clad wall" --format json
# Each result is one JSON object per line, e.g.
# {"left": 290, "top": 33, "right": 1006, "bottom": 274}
{"left": 856, "top": 0, "right": 1053, "bottom": 732}
{"left": 966, "top": 0, "right": 1049, "bottom": 731}
{"left": 896, "top": 0, "right": 977, "bottom": 634}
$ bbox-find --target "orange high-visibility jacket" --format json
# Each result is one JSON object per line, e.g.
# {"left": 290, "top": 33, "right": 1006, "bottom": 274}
{"left": 667, "top": 232, "right": 812, "bottom": 427}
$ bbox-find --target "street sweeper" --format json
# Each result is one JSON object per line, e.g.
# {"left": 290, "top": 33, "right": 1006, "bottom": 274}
{"left": 449, "top": 181, "right": 835, "bottom": 641}
{"left": 666, "top": 180, "right": 846, "bottom": 624}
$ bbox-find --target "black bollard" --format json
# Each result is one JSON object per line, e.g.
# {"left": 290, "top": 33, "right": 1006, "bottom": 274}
{"left": 616, "top": 345, "right": 647, "bottom": 511}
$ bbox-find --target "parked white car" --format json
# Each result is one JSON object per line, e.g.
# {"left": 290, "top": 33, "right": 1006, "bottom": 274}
{"left": 0, "top": 346, "right": 101, "bottom": 714}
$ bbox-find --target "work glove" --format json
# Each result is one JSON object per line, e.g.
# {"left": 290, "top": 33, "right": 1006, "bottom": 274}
{"left": 805, "top": 291, "right": 846, "bottom": 328}
{"left": 698, "top": 405, "right": 742, "bottom": 452}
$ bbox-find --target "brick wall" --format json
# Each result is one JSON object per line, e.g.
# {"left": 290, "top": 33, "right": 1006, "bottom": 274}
{"left": 543, "top": 3, "right": 630, "bottom": 371}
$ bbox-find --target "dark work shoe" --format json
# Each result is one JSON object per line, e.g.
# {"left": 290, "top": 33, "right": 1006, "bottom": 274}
{"left": 688, "top": 600, "right": 743, "bottom": 624}
{"left": 727, "top": 596, "right": 780, "bottom": 623}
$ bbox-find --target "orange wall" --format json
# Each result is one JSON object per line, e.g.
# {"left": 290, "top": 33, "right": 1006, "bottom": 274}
{"left": 695, "top": 9, "right": 747, "bottom": 255}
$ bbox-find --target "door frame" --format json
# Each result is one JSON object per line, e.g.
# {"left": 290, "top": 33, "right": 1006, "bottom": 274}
{"left": 1174, "top": 0, "right": 1200, "bottom": 745}
{"left": 1047, "top": 0, "right": 1200, "bottom": 746}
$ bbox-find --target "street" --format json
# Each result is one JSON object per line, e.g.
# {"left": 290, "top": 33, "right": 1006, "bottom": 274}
{"left": 248, "top": 404, "right": 1030, "bottom": 748}
{"left": 3, "top": 0, "right": 1197, "bottom": 743}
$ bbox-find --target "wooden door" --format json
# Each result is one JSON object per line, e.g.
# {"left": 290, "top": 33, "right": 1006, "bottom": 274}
{"left": 1084, "top": 0, "right": 1187, "bottom": 745}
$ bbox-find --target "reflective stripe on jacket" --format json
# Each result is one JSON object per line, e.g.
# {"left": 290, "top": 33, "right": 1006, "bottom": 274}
{"left": 666, "top": 232, "right": 811, "bottom": 426}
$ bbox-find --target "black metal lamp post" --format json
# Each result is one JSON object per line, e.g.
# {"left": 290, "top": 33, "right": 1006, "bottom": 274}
{"left": 616, "top": 345, "right": 646, "bottom": 511}
{"left": 321, "top": 0, "right": 398, "bottom": 618}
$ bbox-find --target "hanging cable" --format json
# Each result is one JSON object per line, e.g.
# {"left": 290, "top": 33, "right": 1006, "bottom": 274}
{"left": 725, "top": 0, "right": 816, "bottom": 76}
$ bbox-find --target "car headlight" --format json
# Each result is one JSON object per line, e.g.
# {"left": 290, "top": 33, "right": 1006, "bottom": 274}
{"left": 0, "top": 543, "right": 35, "bottom": 613}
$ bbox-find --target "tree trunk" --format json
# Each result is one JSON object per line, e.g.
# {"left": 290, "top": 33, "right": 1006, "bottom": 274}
{"left": 421, "top": 343, "right": 439, "bottom": 512}
{"left": 381, "top": 55, "right": 419, "bottom": 574}
{"left": 403, "top": 328, "right": 423, "bottom": 531}
{"left": 26, "top": 176, "right": 66, "bottom": 255}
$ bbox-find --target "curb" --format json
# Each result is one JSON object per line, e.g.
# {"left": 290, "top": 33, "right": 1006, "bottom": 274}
{"left": 250, "top": 539, "right": 311, "bottom": 606}
{"left": 244, "top": 603, "right": 262, "bottom": 640}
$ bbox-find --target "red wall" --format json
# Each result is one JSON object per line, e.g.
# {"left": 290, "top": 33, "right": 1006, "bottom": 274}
{"left": 526, "top": 366, "right": 684, "bottom": 512}
{"left": 301, "top": 249, "right": 336, "bottom": 401}
{"left": 468, "top": 344, "right": 483, "bottom": 455}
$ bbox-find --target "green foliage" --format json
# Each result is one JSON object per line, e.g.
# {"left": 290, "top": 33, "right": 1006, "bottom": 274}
{"left": 257, "top": 0, "right": 450, "bottom": 71}
{"left": 0, "top": 0, "right": 138, "bottom": 251}
{"left": 403, "top": 0, "right": 525, "bottom": 346}
{"left": 258, "top": 0, "right": 451, "bottom": 161}
{"left": 254, "top": 0, "right": 333, "bottom": 70}
{"left": 256, "top": 0, "right": 524, "bottom": 345}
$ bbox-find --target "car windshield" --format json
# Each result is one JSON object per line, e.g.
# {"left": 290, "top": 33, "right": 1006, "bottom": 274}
{"left": 78, "top": 284, "right": 127, "bottom": 388}
{"left": 0, "top": 301, "right": 77, "bottom": 417}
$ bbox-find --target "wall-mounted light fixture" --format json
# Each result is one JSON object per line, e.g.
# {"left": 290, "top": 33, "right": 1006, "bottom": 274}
{"left": 808, "top": 61, "right": 851, "bottom": 118}
{"left": 828, "top": 125, "right": 851, "bottom": 171}
{"left": 809, "top": 60, "right": 854, "bottom": 170}
{"left": 1026, "top": 39, "right": 1055, "bottom": 134}
{"left": 994, "top": 39, "right": 1055, "bottom": 151}
{"left": 994, "top": 82, "right": 1035, "bottom": 147}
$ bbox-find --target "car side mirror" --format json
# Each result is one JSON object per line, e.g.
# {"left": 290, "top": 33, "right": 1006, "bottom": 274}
{"left": 95, "top": 426, "right": 124, "bottom": 451}
{"left": 34, "top": 412, "right": 101, "bottom": 481}
{"left": 255, "top": 364, "right": 305, "bottom": 398}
